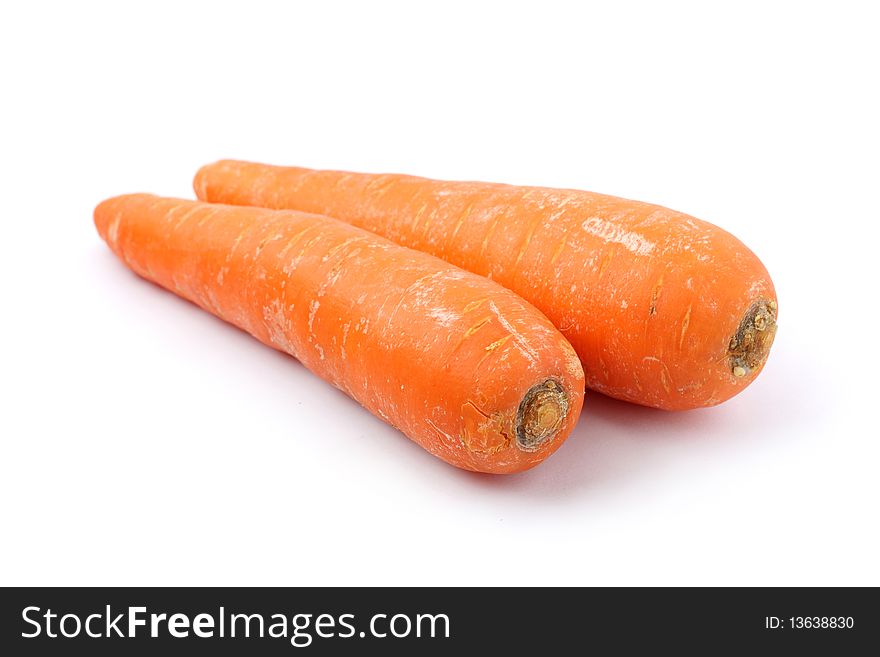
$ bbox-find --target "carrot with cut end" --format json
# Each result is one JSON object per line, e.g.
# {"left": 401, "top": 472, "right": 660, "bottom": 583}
{"left": 94, "top": 195, "right": 584, "bottom": 474}
{"left": 195, "top": 161, "right": 778, "bottom": 410}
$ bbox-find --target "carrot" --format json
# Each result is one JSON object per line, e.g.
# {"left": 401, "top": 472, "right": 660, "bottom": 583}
{"left": 94, "top": 194, "right": 584, "bottom": 474}
{"left": 194, "top": 161, "right": 778, "bottom": 410}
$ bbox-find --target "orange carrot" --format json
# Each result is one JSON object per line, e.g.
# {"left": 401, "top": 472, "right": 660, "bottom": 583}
{"left": 195, "top": 161, "right": 778, "bottom": 410}
{"left": 94, "top": 195, "right": 584, "bottom": 473}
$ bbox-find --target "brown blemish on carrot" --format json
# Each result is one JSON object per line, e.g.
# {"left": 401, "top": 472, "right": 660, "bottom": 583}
{"left": 648, "top": 274, "right": 664, "bottom": 317}
{"left": 484, "top": 335, "right": 512, "bottom": 352}
{"left": 464, "top": 316, "right": 492, "bottom": 337}
{"left": 460, "top": 401, "right": 511, "bottom": 456}
{"left": 515, "top": 379, "right": 569, "bottom": 452}
{"left": 462, "top": 297, "right": 487, "bottom": 313}
{"left": 464, "top": 399, "right": 492, "bottom": 421}
{"left": 472, "top": 334, "right": 513, "bottom": 371}
{"left": 728, "top": 299, "right": 777, "bottom": 377}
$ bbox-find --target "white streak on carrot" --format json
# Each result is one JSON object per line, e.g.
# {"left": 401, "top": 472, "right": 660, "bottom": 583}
{"left": 581, "top": 217, "right": 655, "bottom": 256}
{"left": 107, "top": 213, "right": 121, "bottom": 246}
{"left": 488, "top": 300, "right": 539, "bottom": 364}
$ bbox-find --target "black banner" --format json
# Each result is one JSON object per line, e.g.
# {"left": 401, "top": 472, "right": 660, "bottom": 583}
{"left": 1, "top": 587, "right": 875, "bottom": 654}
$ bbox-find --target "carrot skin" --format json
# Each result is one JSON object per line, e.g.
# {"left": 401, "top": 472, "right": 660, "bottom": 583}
{"left": 195, "top": 161, "right": 778, "bottom": 410}
{"left": 95, "top": 195, "right": 584, "bottom": 473}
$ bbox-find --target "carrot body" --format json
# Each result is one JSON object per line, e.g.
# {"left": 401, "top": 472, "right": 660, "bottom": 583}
{"left": 94, "top": 195, "right": 584, "bottom": 473}
{"left": 195, "top": 161, "right": 778, "bottom": 410}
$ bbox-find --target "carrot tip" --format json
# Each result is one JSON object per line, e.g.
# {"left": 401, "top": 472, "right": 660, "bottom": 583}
{"left": 728, "top": 299, "right": 778, "bottom": 379}
{"left": 515, "top": 379, "right": 571, "bottom": 452}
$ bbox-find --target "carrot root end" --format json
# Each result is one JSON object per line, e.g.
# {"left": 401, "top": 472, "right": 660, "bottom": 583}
{"left": 728, "top": 299, "right": 778, "bottom": 378}
{"left": 515, "top": 379, "right": 570, "bottom": 452}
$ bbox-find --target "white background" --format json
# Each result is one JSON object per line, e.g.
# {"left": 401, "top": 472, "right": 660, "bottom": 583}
{"left": 1, "top": 1, "right": 877, "bottom": 586}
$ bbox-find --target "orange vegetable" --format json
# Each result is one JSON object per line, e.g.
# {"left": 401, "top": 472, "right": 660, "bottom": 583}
{"left": 94, "top": 194, "right": 584, "bottom": 473}
{"left": 195, "top": 161, "right": 778, "bottom": 410}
